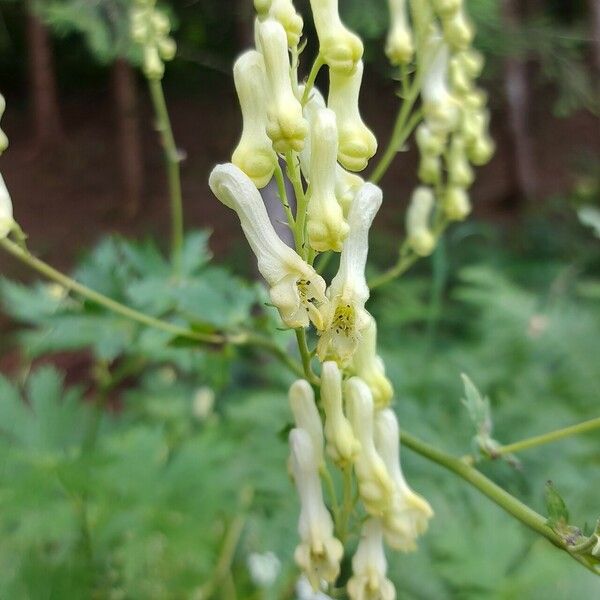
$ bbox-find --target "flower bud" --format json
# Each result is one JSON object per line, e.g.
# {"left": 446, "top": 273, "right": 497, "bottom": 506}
{"left": 346, "top": 377, "right": 395, "bottom": 516}
{"left": 143, "top": 44, "right": 164, "bottom": 79}
{"left": 157, "top": 36, "right": 176, "bottom": 61}
{"left": 335, "top": 166, "right": 363, "bottom": 217}
{"left": 447, "top": 136, "right": 474, "bottom": 187}
{"left": 0, "top": 94, "right": 8, "bottom": 155}
{"left": 415, "top": 123, "right": 446, "bottom": 157}
{"left": 406, "top": 187, "right": 436, "bottom": 257}
{"left": 430, "top": 0, "right": 461, "bottom": 18}
{"left": 232, "top": 50, "right": 277, "bottom": 188}
{"left": 468, "top": 134, "right": 495, "bottom": 166}
{"left": 317, "top": 183, "right": 382, "bottom": 364}
{"left": 351, "top": 315, "right": 394, "bottom": 409}
{"left": 254, "top": 0, "right": 272, "bottom": 16}
{"left": 209, "top": 163, "right": 328, "bottom": 329}
{"left": 289, "top": 428, "right": 344, "bottom": 589}
{"left": 321, "top": 361, "right": 360, "bottom": 467}
{"left": 258, "top": 19, "right": 308, "bottom": 152}
{"left": 306, "top": 108, "right": 350, "bottom": 252}
{"left": 418, "top": 154, "right": 442, "bottom": 185}
{"left": 289, "top": 379, "right": 325, "bottom": 468}
{"left": 385, "top": 0, "right": 414, "bottom": 66}
{"left": 328, "top": 61, "right": 377, "bottom": 172}
{"left": 309, "top": 0, "right": 364, "bottom": 74}
{"left": 0, "top": 174, "right": 14, "bottom": 240}
{"left": 441, "top": 7, "right": 474, "bottom": 50}
{"left": 268, "top": 0, "right": 303, "bottom": 47}
{"left": 347, "top": 519, "right": 396, "bottom": 600}
{"left": 442, "top": 185, "right": 471, "bottom": 221}
{"left": 374, "top": 409, "right": 433, "bottom": 551}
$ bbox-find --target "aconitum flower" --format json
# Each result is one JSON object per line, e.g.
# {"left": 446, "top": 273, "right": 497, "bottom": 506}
{"left": 321, "top": 361, "right": 360, "bottom": 467}
{"left": 209, "top": 163, "right": 328, "bottom": 329}
{"left": 385, "top": 0, "right": 414, "bottom": 66}
{"left": 406, "top": 187, "right": 436, "bottom": 257}
{"left": 328, "top": 61, "right": 377, "bottom": 172}
{"left": 374, "top": 409, "right": 433, "bottom": 552}
{"left": 231, "top": 50, "right": 277, "bottom": 188}
{"left": 309, "top": 0, "right": 363, "bottom": 74}
{"left": 260, "top": 0, "right": 304, "bottom": 47}
{"left": 346, "top": 377, "right": 395, "bottom": 516}
{"left": 290, "top": 428, "right": 344, "bottom": 589}
{"left": 351, "top": 315, "right": 394, "bottom": 409}
{"left": 257, "top": 19, "right": 308, "bottom": 152}
{"left": 306, "top": 108, "right": 349, "bottom": 252}
{"left": 290, "top": 379, "right": 325, "bottom": 468}
{"left": 317, "top": 183, "right": 382, "bottom": 364}
{"left": 347, "top": 519, "right": 396, "bottom": 600}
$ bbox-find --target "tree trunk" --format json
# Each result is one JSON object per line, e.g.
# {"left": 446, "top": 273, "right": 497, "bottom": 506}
{"left": 589, "top": 0, "right": 600, "bottom": 80}
{"left": 112, "top": 58, "right": 144, "bottom": 217}
{"left": 26, "top": 1, "right": 63, "bottom": 147}
{"left": 501, "top": 0, "right": 538, "bottom": 206}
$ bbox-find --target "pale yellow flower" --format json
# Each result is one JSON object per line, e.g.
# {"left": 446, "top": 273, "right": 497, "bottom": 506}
{"left": 385, "top": 0, "right": 414, "bottom": 66}
{"left": 289, "top": 379, "right": 325, "bottom": 468}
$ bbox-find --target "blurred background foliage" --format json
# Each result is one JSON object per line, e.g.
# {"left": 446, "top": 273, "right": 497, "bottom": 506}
{"left": 0, "top": 0, "right": 599, "bottom": 598}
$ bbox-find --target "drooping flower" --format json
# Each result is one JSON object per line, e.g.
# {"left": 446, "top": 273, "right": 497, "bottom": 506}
{"left": 289, "top": 379, "right": 325, "bottom": 468}
{"left": 306, "top": 107, "right": 350, "bottom": 252}
{"left": 209, "top": 163, "right": 327, "bottom": 329}
{"left": 406, "top": 186, "right": 436, "bottom": 257}
{"left": 440, "top": 4, "right": 474, "bottom": 50}
{"left": 309, "top": 0, "right": 363, "bottom": 74}
{"left": 289, "top": 427, "right": 344, "bottom": 589}
{"left": 374, "top": 409, "right": 433, "bottom": 552}
{"left": 347, "top": 519, "right": 396, "bottom": 600}
{"left": 317, "top": 183, "right": 382, "bottom": 364}
{"left": 345, "top": 377, "right": 395, "bottom": 516}
{"left": 257, "top": 19, "right": 308, "bottom": 152}
{"left": 447, "top": 135, "right": 474, "bottom": 188}
{"left": 385, "top": 0, "right": 414, "bottom": 66}
{"left": 328, "top": 61, "right": 377, "bottom": 172}
{"left": 320, "top": 361, "right": 360, "bottom": 467}
{"left": 231, "top": 50, "right": 277, "bottom": 189}
{"left": 351, "top": 315, "right": 393, "bottom": 409}
{"left": 442, "top": 185, "right": 471, "bottom": 221}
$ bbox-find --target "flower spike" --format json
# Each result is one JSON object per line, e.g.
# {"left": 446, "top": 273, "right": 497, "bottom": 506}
{"left": 209, "top": 163, "right": 328, "bottom": 329}
{"left": 374, "top": 409, "right": 433, "bottom": 552}
{"left": 257, "top": 19, "right": 308, "bottom": 153}
{"left": 328, "top": 61, "right": 378, "bottom": 172}
{"left": 289, "top": 427, "right": 344, "bottom": 589}
{"left": 317, "top": 183, "right": 382, "bottom": 364}
{"left": 232, "top": 50, "right": 277, "bottom": 189}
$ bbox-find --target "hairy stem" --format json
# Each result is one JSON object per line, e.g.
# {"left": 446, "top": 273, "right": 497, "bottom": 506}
{"left": 147, "top": 78, "right": 184, "bottom": 273}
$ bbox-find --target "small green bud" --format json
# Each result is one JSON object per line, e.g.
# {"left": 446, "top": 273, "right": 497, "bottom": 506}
{"left": 442, "top": 8, "right": 474, "bottom": 51}
{"left": 443, "top": 185, "right": 471, "bottom": 220}
{"left": 157, "top": 37, "right": 176, "bottom": 61}
{"left": 418, "top": 154, "right": 441, "bottom": 185}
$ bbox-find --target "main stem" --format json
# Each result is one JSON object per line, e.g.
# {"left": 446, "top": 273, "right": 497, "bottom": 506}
{"left": 147, "top": 78, "right": 184, "bottom": 273}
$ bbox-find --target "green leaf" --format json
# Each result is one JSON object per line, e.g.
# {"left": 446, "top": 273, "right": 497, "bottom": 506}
{"left": 180, "top": 230, "right": 213, "bottom": 276}
{"left": 461, "top": 373, "right": 492, "bottom": 437}
{"left": 545, "top": 480, "right": 570, "bottom": 530}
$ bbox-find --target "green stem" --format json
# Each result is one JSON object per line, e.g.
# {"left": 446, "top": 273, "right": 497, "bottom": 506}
{"left": 273, "top": 162, "right": 298, "bottom": 245}
{"left": 285, "top": 151, "right": 308, "bottom": 258}
{"left": 294, "top": 328, "right": 318, "bottom": 384}
{"left": 147, "top": 78, "right": 184, "bottom": 273}
{"left": 488, "top": 417, "right": 600, "bottom": 460}
{"left": 370, "top": 78, "right": 423, "bottom": 184}
{"left": 400, "top": 429, "right": 598, "bottom": 574}
{"left": 301, "top": 54, "right": 325, "bottom": 105}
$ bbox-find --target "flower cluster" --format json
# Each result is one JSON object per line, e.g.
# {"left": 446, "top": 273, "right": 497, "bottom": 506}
{"left": 206, "top": 0, "right": 496, "bottom": 595}
{"left": 0, "top": 94, "right": 14, "bottom": 241}
{"left": 386, "top": 0, "right": 494, "bottom": 256}
{"left": 130, "top": 0, "right": 176, "bottom": 80}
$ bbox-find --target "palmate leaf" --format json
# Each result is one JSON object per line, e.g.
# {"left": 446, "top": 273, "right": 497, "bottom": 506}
{"left": 0, "top": 278, "right": 66, "bottom": 323}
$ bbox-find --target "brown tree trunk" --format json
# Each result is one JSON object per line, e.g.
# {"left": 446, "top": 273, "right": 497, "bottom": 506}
{"left": 501, "top": 0, "right": 538, "bottom": 206}
{"left": 589, "top": 0, "right": 600, "bottom": 80}
{"left": 26, "top": 1, "right": 64, "bottom": 147}
{"left": 112, "top": 58, "right": 144, "bottom": 217}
